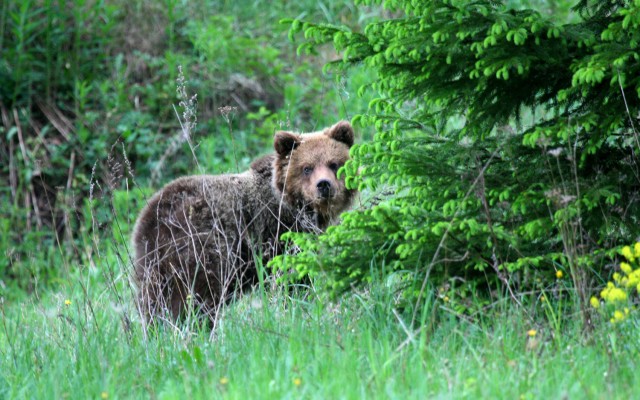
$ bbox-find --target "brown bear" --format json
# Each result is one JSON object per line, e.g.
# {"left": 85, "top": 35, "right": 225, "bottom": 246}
{"left": 132, "top": 121, "right": 355, "bottom": 324}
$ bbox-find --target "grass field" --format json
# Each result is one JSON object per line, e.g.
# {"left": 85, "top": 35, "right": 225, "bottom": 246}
{"left": 2, "top": 0, "right": 640, "bottom": 398}
{"left": 1, "top": 237, "right": 638, "bottom": 399}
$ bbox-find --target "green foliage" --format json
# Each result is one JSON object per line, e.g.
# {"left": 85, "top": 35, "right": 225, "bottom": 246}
{"left": 0, "top": 0, "right": 374, "bottom": 294}
{"left": 274, "top": 0, "right": 640, "bottom": 314}
{"left": 2, "top": 238, "right": 640, "bottom": 399}
{"left": 0, "top": 0, "right": 117, "bottom": 107}
{"left": 188, "top": 15, "right": 283, "bottom": 78}
{"left": 2, "top": 2, "right": 640, "bottom": 396}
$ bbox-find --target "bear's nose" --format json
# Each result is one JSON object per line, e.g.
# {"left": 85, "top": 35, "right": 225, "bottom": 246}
{"left": 317, "top": 180, "right": 332, "bottom": 198}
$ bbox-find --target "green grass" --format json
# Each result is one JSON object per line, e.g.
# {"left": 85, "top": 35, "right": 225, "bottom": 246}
{"left": 2, "top": 1, "right": 639, "bottom": 398}
{"left": 1, "top": 237, "right": 638, "bottom": 399}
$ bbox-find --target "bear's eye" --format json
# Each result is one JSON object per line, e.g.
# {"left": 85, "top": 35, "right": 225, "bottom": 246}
{"left": 328, "top": 162, "right": 339, "bottom": 172}
{"left": 303, "top": 166, "right": 313, "bottom": 176}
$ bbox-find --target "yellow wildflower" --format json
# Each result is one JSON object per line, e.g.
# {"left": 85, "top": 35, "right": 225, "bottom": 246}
{"left": 621, "top": 246, "right": 635, "bottom": 262}
{"left": 610, "top": 287, "right": 627, "bottom": 302}
{"left": 555, "top": 270, "right": 563, "bottom": 279}
{"left": 601, "top": 286, "right": 627, "bottom": 303}
{"left": 64, "top": 299, "right": 72, "bottom": 306}
{"left": 620, "top": 262, "right": 632, "bottom": 275}
{"left": 609, "top": 308, "right": 630, "bottom": 324}
{"left": 525, "top": 330, "right": 539, "bottom": 351}
{"left": 589, "top": 296, "right": 600, "bottom": 309}
{"left": 612, "top": 310, "right": 625, "bottom": 322}
{"left": 613, "top": 272, "right": 621, "bottom": 283}
{"left": 101, "top": 392, "right": 108, "bottom": 400}
{"left": 600, "top": 282, "right": 614, "bottom": 299}
{"left": 627, "top": 270, "right": 640, "bottom": 288}
{"left": 293, "top": 377, "right": 302, "bottom": 387}
{"left": 219, "top": 377, "right": 229, "bottom": 385}
{"left": 620, "top": 276, "right": 629, "bottom": 287}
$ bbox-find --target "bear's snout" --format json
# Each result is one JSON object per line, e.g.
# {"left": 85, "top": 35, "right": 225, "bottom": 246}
{"left": 317, "top": 179, "right": 332, "bottom": 199}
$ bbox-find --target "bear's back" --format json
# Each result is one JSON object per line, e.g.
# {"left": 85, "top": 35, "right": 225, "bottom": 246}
{"left": 132, "top": 157, "right": 293, "bottom": 321}
{"left": 132, "top": 156, "right": 282, "bottom": 267}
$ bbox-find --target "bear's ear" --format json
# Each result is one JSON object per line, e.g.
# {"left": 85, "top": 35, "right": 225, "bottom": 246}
{"left": 326, "top": 121, "right": 354, "bottom": 148}
{"left": 274, "top": 131, "right": 301, "bottom": 156}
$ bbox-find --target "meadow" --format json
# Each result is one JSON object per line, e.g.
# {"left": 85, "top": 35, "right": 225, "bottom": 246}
{"left": 1, "top": 0, "right": 640, "bottom": 398}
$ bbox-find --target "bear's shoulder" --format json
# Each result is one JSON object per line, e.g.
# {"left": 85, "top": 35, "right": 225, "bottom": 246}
{"left": 250, "top": 153, "right": 276, "bottom": 179}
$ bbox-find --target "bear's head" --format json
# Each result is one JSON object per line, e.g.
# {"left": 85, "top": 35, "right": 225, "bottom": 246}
{"left": 273, "top": 121, "right": 355, "bottom": 227}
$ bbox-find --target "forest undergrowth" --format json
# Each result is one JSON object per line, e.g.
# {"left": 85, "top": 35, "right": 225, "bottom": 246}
{"left": 1, "top": 0, "right": 640, "bottom": 398}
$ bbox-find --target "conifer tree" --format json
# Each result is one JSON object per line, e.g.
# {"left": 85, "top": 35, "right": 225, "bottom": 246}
{"left": 275, "top": 0, "right": 640, "bottom": 322}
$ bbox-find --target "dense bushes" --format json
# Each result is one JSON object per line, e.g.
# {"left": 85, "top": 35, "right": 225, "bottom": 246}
{"left": 275, "top": 0, "right": 640, "bottom": 321}
{"left": 4, "top": 0, "right": 638, "bottom": 325}
{"left": 0, "top": 0, "right": 372, "bottom": 294}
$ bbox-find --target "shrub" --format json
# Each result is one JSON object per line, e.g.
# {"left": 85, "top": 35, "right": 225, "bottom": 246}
{"left": 274, "top": 0, "right": 640, "bottom": 324}
{"left": 0, "top": 0, "right": 377, "bottom": 295}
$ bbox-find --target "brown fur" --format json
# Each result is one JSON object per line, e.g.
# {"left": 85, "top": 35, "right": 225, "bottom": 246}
{"left": 132, "top": 121, "right": 355, "bottom": 324}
